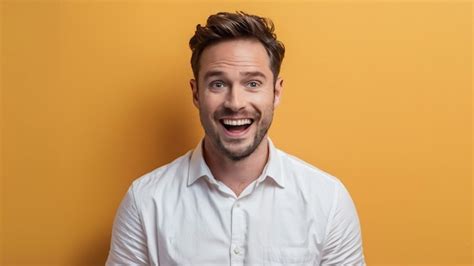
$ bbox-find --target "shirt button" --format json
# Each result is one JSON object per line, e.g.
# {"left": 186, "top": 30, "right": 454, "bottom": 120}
{"left": 236, "top": 203, "right": 241, "bottom": 208}
{"left": 233, "top": 247, "right": 240, "bottom": 255}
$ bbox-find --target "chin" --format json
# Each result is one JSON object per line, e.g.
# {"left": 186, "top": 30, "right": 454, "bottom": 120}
{"left": 224, "top": 149, "right": 254, "bottom": 161}
{"left": 220, "top": 137, "right": 260, "bottom": 161}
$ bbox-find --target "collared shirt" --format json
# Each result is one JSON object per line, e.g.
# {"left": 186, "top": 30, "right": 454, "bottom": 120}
{"left": 106, "top": 139, "right": 365, "bottom": 265}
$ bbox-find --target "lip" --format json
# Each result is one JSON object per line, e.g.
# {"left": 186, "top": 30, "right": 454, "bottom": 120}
{"left": 219, "top": 119, "right": 254, "bottom": 138}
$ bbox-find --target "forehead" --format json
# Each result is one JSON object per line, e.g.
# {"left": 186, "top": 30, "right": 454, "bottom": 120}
{"left": 198, "top": 38, "right": 272, "bottom": 79}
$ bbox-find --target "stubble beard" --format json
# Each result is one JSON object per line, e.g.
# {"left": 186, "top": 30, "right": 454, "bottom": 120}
{"left": 200, "top": 107, "right": 274, "bottom": 162}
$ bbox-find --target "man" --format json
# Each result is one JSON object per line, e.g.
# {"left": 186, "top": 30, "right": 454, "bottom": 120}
{"left": 106, "top": 11, "right": 365, "bottom": 265}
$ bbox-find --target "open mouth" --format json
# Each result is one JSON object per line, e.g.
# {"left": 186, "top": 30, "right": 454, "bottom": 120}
{"left": 220, "top": 118, "right": 254, "bottom": 135}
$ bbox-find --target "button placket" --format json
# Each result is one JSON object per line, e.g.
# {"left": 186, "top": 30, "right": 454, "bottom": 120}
{"left": 230, "top": 201, "right": 246, "bottom": 265}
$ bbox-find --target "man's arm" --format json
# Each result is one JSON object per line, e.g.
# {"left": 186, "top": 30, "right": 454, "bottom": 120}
{"left": 320, "top": 180, "right": 366, "bottom": 265}
{"left": 106, "top": 185, "right": 150, "bottom": 265}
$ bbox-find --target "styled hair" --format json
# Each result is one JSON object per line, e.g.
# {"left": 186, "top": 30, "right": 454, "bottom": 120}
{"left": 189, "top": 11, "right": 285, "bottom": 81}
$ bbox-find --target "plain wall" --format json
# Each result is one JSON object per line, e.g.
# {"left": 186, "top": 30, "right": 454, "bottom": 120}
{"left": 1, "top": 1, "right": 472, "bottom": 265}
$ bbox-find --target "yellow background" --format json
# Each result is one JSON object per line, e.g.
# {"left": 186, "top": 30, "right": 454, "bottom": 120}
{"left": 1, "top": 1, "right": 472, "bottom": 265}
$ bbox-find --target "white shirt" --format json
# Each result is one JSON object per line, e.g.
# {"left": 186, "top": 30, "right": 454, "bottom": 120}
{"left": 106, "top": 139, "right": 365, "bottom": 265}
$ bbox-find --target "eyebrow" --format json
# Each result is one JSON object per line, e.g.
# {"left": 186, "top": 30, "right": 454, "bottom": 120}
{"left": 240, "top": 71, "right": 267, "bottom": 80}
{"left": 203, "top": 70, "right": 225, "bottom": 81}
{"left": 202, "top": 70, "right": 268, "bottom": 81}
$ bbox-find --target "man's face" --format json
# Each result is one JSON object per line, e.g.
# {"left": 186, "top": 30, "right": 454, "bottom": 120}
{"left": 190, "top": 38, "right": 283, "bottom": 161}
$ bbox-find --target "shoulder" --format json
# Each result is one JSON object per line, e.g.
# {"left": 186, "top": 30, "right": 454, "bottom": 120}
{"left": 128, "top": 150, "right": 193, "bottom": 202}
{"left": 278, "top": 149, "right": 341, "bottom": 185}
{"left": 276, "top": 148, "right": 346, "bottom": 202}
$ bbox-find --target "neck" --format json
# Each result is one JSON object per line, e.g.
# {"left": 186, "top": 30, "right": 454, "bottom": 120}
{"left": 203, "top": 137, "right": 269, "bottom": 197}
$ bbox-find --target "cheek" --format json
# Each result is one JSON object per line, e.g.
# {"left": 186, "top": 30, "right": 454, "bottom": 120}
{"left": 253, "top": 95, "right": 275, "bottom": 111}
{"left": 257, "top": 89, "right": 276, "bottom": 103}
{"left": 199, "top": 98, "right": 220, "bottom": 118}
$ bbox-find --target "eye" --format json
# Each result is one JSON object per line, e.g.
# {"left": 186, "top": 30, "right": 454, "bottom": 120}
{"left": 247, "top": 80, "right": 261, "bottom": 88}
{"left": 209, "top": 80, "right": 226, "bottom": 89}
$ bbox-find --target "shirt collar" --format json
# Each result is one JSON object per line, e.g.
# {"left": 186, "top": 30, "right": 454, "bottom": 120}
{"left": 187, "top": 138, "right": 285, "bottom": 188}
{"left": 187, "top": 139, "right": 216, "bottom": 186}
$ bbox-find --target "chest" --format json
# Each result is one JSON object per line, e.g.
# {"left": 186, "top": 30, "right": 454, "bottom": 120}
{"left": 145, "top": 183, "right": 328, "bottom": 265}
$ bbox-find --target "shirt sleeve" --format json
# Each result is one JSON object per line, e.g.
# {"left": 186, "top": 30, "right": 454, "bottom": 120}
{"left": 320, "top": 180, "right": 366, "bottom": 265}
{"left": 106, "top": 185, "right": 150, "bottom": 265}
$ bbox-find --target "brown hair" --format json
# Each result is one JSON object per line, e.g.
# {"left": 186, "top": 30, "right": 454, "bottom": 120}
{"left": 189, "top": 11, "right": 285, "bottom": 82}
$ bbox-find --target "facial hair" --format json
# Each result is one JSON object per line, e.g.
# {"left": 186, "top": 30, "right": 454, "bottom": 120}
{"left": 215, "top": 107, "right": 273, "bottom": 161}
{"left": 199, "top": 101, "right": 274, "bottom": 162}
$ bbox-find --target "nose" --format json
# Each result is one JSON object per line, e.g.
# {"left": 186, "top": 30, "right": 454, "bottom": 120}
{"left": 223, "top": 86, "right": 246, "bottom": 111}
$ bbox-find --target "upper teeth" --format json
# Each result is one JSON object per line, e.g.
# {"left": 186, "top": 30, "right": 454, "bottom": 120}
{"left": 222, "top": 119, "right": 252, "bottom": 126}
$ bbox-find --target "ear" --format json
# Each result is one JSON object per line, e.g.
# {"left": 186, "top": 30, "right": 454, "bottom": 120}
{"left": 273, "top": 77, "right": 284, "bottom": 107}
{"left": 190, "top": 79, "right": 199, "bottom": 108}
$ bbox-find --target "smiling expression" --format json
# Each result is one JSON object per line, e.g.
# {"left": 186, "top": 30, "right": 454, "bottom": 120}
{"left": 191, "top": 38, "right": 283, "bottom": 161}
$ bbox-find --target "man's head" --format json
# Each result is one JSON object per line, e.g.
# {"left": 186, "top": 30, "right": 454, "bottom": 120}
{"left": 189, "top": 12, "right": 285, "bottom": 161}
{"left": 190, "top": 11, "right": 285, "bottom": 82}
